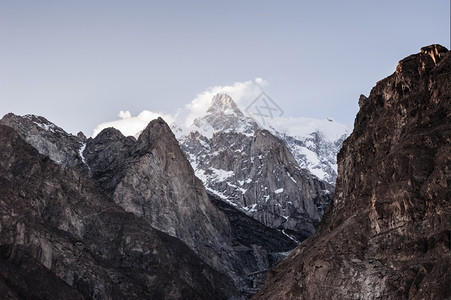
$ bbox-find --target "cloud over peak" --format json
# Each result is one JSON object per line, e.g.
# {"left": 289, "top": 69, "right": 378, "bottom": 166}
{"left": 91, "top": 78, "right": 267, "bottom": 137}
{"left": 181, "top": 78, "right": 267, "bottom": 126}
{"left": 92, "top": 110, "right": 175, "bottom": 138}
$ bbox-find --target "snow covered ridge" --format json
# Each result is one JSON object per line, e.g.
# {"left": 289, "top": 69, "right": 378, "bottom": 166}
{"left": 264, "top": 117, "right": 349, "bottom": 184}
{"left": 174, "top": 94, "right": 350, "bottom": 184}
{"left": 178, "top": 103, "right": 336, "bottom": 238}
{"left": 173, "top": 94, "right": 259, "bottom": 139}
{"left": 264, "top": 116, "right": 349, "bottom": 143}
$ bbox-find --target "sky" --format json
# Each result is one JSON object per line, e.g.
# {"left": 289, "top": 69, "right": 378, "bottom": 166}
{"left": 1, "top": 0, "right": 449, "bottom": 136}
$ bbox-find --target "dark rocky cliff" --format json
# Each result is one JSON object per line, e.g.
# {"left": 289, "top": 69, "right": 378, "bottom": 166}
{"left": 0, "top": 125, "right": 238, "bottom": 299}
{"left": 254, "top": 45, "right": 450, "bottom": 299}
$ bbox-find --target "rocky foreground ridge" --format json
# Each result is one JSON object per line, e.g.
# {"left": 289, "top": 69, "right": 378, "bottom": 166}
{"left": 0, "top": 114, "right": 297, "bottom": 297}
{"left": 254, "top": 45, "right": 450, "bottom": 299}
{"left": 0, "top": 124, "right": 237, "bottom": 299}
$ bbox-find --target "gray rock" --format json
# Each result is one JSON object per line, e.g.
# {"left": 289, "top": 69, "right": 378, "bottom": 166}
{"left": 0, "top": 113, "right": 89, "bottom": 174}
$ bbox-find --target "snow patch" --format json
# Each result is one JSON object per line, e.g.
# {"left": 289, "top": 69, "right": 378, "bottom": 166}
{"left": 227, "top": 182, "right": 247, "bottom": 194}
{"left": 223, "top": 108, "right": 237, "bottom": 116}
{"left": 243, "top": 203, "right": 257, "bottom": 213}
{"left": 78, "top": 143, "right": 88, "bottom": 165}
{"left": 33, "top": 121, "right": 58, "bottom": 133}
{"left": 206, "top": 188, "right": 238, "bottom": 207}
{"left": 211, "top": 168, "right": 234, "bottom": 181}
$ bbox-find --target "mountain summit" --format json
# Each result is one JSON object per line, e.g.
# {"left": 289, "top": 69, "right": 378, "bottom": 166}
{"left": 192, "top": 93, "right": 258, "bottom": 136}
{"left": 207, "top": 93, "right": 240, "bottom": 114}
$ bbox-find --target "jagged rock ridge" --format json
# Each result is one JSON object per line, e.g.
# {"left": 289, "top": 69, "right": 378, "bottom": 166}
{"left": 181, "top": 129, "right": 333, "bottom": 241}
{"left": 176, "top": 94, "right": 349, "bottom": 186}
{"left": 254, "top": 44, "right": 451, "bottom": 299}
{"left": 0, "top": 114, "right": 297, "bottom": 296}
{"left": 0, "top": 113, "right": 90, "bottom": 174}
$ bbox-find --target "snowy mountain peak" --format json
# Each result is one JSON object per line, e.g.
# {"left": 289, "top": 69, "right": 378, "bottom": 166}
{"left": 207, "top": 94, "right": 240, "bottom": 115}
{"left": 191, "top": 94, "right": 259, "bottom": 137}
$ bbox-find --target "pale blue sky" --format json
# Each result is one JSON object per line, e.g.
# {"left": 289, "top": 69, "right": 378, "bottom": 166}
{"left": 1, "top": 0, "right": 449, "bottom": 135}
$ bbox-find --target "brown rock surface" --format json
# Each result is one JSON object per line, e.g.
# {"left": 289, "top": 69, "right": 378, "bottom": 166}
{"left": 0, "top": 124, "right": 239, "bottom": 299}
{"left": 254, "top": 45, "right": 450, "bottom": 299}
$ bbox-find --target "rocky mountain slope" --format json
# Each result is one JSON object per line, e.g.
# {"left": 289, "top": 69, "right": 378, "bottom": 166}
{"left": 0, "top": 124, "right": 238, "bottom": 299}
{"left": 178, "top": 94, "right": 334, "bottom": 241}
{"left": 84, "top": 118, "right": 238, "bottom": 279}
{"left": 0, "top": 113, "right": 89, "bottom": 174}
{"left": 0, "top": 113, "right": 297, "bottom": 297}
{"left": 254, "top": 44, "right": 451, "bottom": 299}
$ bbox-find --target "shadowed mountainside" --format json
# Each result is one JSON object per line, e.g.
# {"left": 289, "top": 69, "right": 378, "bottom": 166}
{"left": 0, "top": 124, "right": 239, "bottom": 299}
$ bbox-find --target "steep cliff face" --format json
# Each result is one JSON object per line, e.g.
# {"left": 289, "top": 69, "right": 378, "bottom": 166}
{"left": 0, "top": 125, "right": 239, "bottom": 299}
{"left": 85, "top": 118, "right": 240, "bottom": 282}
{"left": 254, "top": 45, "right": 451, "bottom": 299}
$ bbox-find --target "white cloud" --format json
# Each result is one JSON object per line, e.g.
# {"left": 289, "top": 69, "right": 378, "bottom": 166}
{"left": 118, "top": 110, "right": 131, "bottom": 119}
{"left": 255, "top": 77, "right": 268, "bottom": 86}
{"left": 91, "top": 78, "right": 267, "bottom": 138}
{"left": 92, "top": 110, "right": 175, "bottom": 138}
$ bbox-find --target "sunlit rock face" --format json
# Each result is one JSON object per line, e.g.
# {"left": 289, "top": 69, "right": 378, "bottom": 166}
{"left": 254, "top": 45, "right": 451, "bottom": 299}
